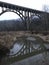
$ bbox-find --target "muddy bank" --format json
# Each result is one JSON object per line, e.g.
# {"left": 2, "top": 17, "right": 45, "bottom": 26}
{"left": 0, "top": 44, "right": 10, "bottom": 61}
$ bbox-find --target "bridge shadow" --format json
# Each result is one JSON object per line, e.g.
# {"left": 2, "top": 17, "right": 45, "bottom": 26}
{"left": 1, "top": 37, "right": 48, "bottom": 65}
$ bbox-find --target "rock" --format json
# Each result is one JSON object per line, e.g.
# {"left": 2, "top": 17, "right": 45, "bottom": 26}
{"left": 27, "top": 37, "right": 36, "bottom": 41}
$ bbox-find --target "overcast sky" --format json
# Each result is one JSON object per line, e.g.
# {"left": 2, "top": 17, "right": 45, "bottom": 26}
{"left": 0, "top": 0, "right": 49, "bottom": 20}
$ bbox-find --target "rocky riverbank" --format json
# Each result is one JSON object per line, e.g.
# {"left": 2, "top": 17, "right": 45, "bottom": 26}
{"left": 0, "top": 31, "right": 31, "bottom": 48}
{"left": 0, "top": 31, "right": 49, "bottom": 49}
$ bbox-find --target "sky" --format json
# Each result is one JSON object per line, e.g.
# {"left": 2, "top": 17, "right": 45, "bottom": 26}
{"left": 0, "top": 0, "right": 49, "bottom": 20}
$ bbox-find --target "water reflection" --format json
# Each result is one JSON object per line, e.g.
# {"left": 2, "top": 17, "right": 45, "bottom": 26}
{"left": 9, "top": 36, "right": 49, "bottom": 55}
{"left": 10, "top": 42, "right": 23, "bottom": 55}
{"left": 0, "top": 36, "right": 49, "bottom": 65}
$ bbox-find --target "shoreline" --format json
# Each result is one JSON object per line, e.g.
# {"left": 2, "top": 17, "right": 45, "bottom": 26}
{"left": 0, "top": 31, "right": 49, "bottom": 49}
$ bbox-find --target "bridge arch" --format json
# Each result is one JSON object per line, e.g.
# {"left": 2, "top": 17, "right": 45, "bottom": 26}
{"left": 0, "top": 9, "right": 25, "bottom": 21}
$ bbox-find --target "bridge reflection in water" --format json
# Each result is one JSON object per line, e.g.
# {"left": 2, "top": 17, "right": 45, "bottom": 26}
{"left": 4, "top": 36, "right": 48, "bottom": 64}
{"left": 10, "top": 36, "right": 46, "bottom": 55}
{"left": 2, "top": 37, "right": 49, "bottom": 65}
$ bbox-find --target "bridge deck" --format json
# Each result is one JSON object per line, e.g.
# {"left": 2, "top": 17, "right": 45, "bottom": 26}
{"left": 0, "top": 1, "right": 49, "bottom": 14}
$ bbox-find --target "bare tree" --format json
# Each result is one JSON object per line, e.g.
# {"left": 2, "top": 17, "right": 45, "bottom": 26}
{"left": 42, "top": 5, "right": 49, "bottom": 35}
{"left": 43, "top": 5, "right": 49, "bottom": 12}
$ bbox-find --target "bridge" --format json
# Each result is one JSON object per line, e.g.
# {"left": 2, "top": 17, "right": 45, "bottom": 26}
{"left": 0, "top": 1, "right": 49, "bottom": 31}
{"left": 0, "top": 1, "right": 49, "bottom": 64}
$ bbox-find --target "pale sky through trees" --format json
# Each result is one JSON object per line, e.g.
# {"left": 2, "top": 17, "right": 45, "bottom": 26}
{"left": 0, "top": 0, "right": 49, "bottom": 20}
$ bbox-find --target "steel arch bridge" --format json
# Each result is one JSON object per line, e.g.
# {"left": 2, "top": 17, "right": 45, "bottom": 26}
{"left": 0, "top": 2, "right": 49, "bottom": 64}
{"left": 0, "top": 1, "right": 48, "bottom": 31}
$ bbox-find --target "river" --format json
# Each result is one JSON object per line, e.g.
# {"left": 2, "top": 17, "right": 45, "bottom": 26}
{"left": 9, "top": 36, "right": 49, "bottom": 55}
{"left": 1, "top": 36, "right": 49, "bottom": 65}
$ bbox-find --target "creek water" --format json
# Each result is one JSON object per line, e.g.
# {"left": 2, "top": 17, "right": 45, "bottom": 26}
{"left": 9, "top": 36, "right": 49, "bottom": 55}
{"left": 0, "top": 36, "right": 49, "bottom": 65}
